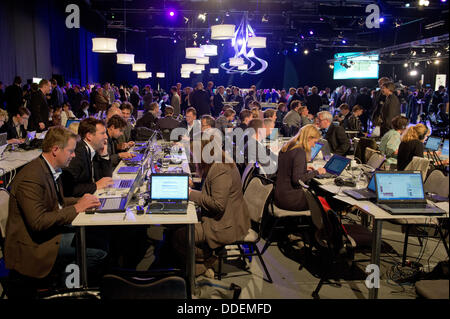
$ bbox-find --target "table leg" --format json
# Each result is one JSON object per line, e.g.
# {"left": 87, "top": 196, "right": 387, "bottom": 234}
{"left": 186, "top": 224, "right": 195, "bottom": 298}
{"left": 77, "top": 226, "right": 88, "bottom": 288}
{"left": 369, "top": 219, "right": 382, "bottom": 299}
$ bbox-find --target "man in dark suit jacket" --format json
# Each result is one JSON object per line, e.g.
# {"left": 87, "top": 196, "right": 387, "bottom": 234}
{"left": 2, "top": 106, "right": 30, "bottom": 141}
{"left": 318, "top": 111, "right": 350, "bottom": 156}
{"left": 305, "top": 86, "right": 323, "bottom": 116}
{"left": 106, "top": 114, "right": 134, "bottom": 168}
{"left": 371, "top": 77, "right": 390, "bottom": 128}
{"left": 135, "top": 102, "right": 159, "bottom": 130}
{"left": 157, "top": 106, "right": 180, "bottom": 140}
{"left": 213, "top": 86, "right": 226, "bottom": 117}
{"left": 380, "top": 82, "right": 401, "bottom": 137}
{"left": 190, "top": 82, "right": 211, "bottom": 117}
{"left": 61, "top": 118, "right": 113, "bottom": 197}
{"left": 4, "top": 76, "right": 24, "bottom": 117}
{"left": 29, "top": 79, "right": 51, "bottom": 132}
{"left": 4, "top": 127, "right": 101, "bottom": 298}
{"left": 50, "top": 79, "right": 64, "bottom": 109}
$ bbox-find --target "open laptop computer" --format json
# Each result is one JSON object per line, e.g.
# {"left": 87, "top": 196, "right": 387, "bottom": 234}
{"left": 374, "top": 171, "right": 446, "bottom": 215}
{"left": 309, "top": 142, "right": 324, "bottom": 163}
{"left": 316, "top": 154, "right": 351, "bottom": 179}
{"left": 147, "top": 173, "right": 189, "bottom": 214}
{"left": 424, "top": 136, "right": 442, "bottom": 152}
{"left": 361, "top": 153, "right": 386, "bottom": 172}
{"left": 88, "top": 167, "right": 144, "bottom": 213}
{"left": 0, "top": 133, "right": 7, "bottom": 159}
{"left": 318, "top": 138, "right": 332, "bottom": 160}
{"left": 117, "top": 146, "right": 153, "bottom": 174}
{"left": 440, "top": 139, "right": 449, "bottom": 158}
{"left": 343, "top": 174, "right": 377, "bottom": 200}
{"left": 65, "top": 119, "right": 81, "bottom": 128}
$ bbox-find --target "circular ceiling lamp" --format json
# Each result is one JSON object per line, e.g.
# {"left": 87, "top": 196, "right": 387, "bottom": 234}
{"left": 137, "top": 72, "right": 152, "bottom": 79}
{"left": 229, "top": 57, "right": 244, "bottom": 66}
{"left": 181, "top": 64, "right": 197, "bottom": 72}
{"left": 186, "top": 47, "right": 204, "bottom": 59}
{"left": 92, "top": 38, "right": 117, "bottom": 53}
{"left": 181, "top": 73, "right": 190, "bottom": 78}
{"left": 247, "top": 36, "right": 266, "bottom": 48}
{"left": 117, "top": 53, "right": 135, "bottom": 65}
{"left": 132, "top": 63, "right": 146, "bottom": 71}
{"left": 193, "top": 70, "right": 202, "bottom": 74}
{"left": 237, "top": 64, "right": 248, "bottom": 70}
{"left": 195, "top": 64, "right": 206, "bottom": 71}
{"left": 211, "top": 24, "right": 236, "bottom": 40}
{"left": 156, "top": 72, "right": 165, "bottom": 78}
{"left": 196, "top": 57, "right": 209, "bottom": 64}
{"left": 200, "top": 44, "right": 218, "bottom": 56}
{"left": 210, "top": 68, "right": 219, "bottom": 74}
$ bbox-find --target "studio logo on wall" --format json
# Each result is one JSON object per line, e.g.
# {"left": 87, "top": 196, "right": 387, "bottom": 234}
{"left": 65, "top": 4, "right": 80, "bottom": 29}
{"left": 365, "top": 4, "right": 380, "bottom": 29}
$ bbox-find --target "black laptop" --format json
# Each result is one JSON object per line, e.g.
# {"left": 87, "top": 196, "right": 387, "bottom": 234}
{"left": 316, "top": 154, "right": 351, "bottom": 179}
{"left": 147, "top": 173, "right": 189, "bottom": 214}
{"left": 343, "top": 174, "right": 377, "bottom": 200}
{"left": 374, "top": 171, "right": 446, "bottom": 215}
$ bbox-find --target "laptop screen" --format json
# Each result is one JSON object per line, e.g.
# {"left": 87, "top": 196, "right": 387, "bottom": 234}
{"left": 442, "top": 139, "right": 449, "bottom": 157}
{"left": 425, "top": 136, "right": 441, "bottom": 151}
{"left": 310, "top": 142, "right": 324, "bottom": 161}
{"left": 65, "top": 119, "right": 81, "bottom": 128}
{"left": 367, "top": 175, "right": 376, "bottom": 192}
{"left": 151, "top": 175, "right": 188, "bottom": 200}
{"left": 324, "top": 155, "right": 350, "bottom": 175}
{"left": 375, "top": 172, "right": 424, "bottom": 201}
{"left": 0, "top": 133, "right": 7, "bottom": 146}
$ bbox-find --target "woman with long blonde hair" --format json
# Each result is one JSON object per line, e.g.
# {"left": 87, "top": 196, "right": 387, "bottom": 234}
{"left": 274, "top": 124, "right": 326, "bottom": 211}
{"left": 397, "top": 123, "right": 429, "bottom": 170}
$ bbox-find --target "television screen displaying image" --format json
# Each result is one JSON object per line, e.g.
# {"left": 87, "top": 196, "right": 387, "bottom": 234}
{"left": 333, "top": 52, "right": 379, "bottom": 80}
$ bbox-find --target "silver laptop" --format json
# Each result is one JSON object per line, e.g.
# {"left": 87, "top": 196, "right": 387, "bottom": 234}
{"left": 318, "top": 138, "right": 332, "bottom": 160}
{"left": 0, "top": 133, "right": 7, "bottom": 158}
{"left": 87, "top": 167, "right": 144, "bottom": 213}
{"left": 374, "top": 171, "right": 446, "bottom": 215}
{"left": 343, "top": 174, "right": 376, "bottom": 200}
{"left": 147, "top": 173, "right": 189, "bottom": 214}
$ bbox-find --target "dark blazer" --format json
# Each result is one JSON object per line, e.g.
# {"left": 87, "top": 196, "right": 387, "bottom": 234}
{"left": 157, "top": 116, "right": 180, "bottom": 131}
{"left": 2, "top": 118, "right": 27, "bottom": 139}
{"left": 5, "top": 84, "right": 23, "bottom": 116}
{"left": 50, "top": 86, "right": 64, "bottom": 108}
{"left": 305, "top": 93, "right": 323, "bottom": 116}
{"left": 213, "top": 93, "right": 225, "bottom": 117}
{"left": 61, "top": 141, "right": 112, "bottom": 197}
{"left": 189, "top": 163, "right": 250, "bottom": 249}
{"left": 190, "top": 89, "right": 211, "bottom": 117}
{"left": 380, "top": 93, "right": 401, "bottom": 136}
{"left": 274, "top": 147, "right": 318, "bottom": 211}
{"left": 4, "top": 156, "right": 78, "bottom": 278}
{"left": 107, "top": 133, "right": 120, "bottom": 168}
{"left": 325, "top": 124, "right": 350, "bottom": 156}
{"left": 397, "top": 140, "right": 424, "bottom": 171}
{"left": 29, "top": 90, "right": 50, "bottom": 131}
{"left": 135, "top": 111, "right": 157, "bottom": 130}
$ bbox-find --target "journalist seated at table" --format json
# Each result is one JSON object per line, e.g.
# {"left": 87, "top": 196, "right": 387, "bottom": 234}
{"left": 274, "top": 124, "right": 327, "bottom": 211}
{"left": 4, "top": 126, "right": 105, "bottom": 299}
{"left": 317, "top": 110, "right": 350, "bottom": 156}
{"left": 397, "top": 123, "right": 429, "bottom": 171}
{"left": 173, "top": 139, "right": 250, "bottom": 276}
{"left": 61, "top": 117, "right": 114, "bottom": 197}
{"left": 106, "top": 114, "right": 136, "bottom": 169}
{"left": 0, "top": 107, "right": 29, "bottom": 144}
{"left": 378, "top": 115, "right": 409, "bottom": 168}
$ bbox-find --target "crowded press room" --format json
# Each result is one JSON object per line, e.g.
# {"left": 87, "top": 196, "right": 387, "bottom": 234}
{"left": 0, "top": 0, "right": 449, "bottom": 301}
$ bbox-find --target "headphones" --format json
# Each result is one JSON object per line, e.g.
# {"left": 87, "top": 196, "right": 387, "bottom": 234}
{"left": 418, "top": 126, "right": 429, "bottom": 141}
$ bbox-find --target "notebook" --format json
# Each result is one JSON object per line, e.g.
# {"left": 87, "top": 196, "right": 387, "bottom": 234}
{"left": 374, "top": 171, "right": 446, "bottom": 215}
{"left": 424, "top": 136, "right": 441, "bottom": 151}
{"left": 343, "top": 174, "right": 377, "bottom": 200}
{"left": 309, "top": 142, "right": 324, "bottom": 163}
{"left": 87, "top": 167, "right": 144, "bottom": 213}
{"left": 316, "top": 154, "right": 351, "bottom": 179}
{"left": 147, "top": 173, "right": 189, "bottom": 214}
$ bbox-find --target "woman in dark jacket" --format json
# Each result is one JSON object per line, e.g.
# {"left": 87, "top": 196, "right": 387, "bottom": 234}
{"left": 397, "top": 123, "right": 428, "bottom": 171}
{"left": 274, "top": 124, "right": 326, "bottom": 211}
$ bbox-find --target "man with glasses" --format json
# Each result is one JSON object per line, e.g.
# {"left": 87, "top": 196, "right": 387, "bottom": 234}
{"left": 317, "top": 111, "right": 350, "bottom": 156}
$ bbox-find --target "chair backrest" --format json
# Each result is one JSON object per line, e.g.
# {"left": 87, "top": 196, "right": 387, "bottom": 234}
{"left": 354, "top": 137, "right": 377, "bottom": 164}
{"left": 364, "top": 147, "right": 379, "bottom": 166}
{"left": 404, "top": 156, "right": 430, "bottom": 181}
{"left": 0, "top": 188, "right": 9, "bottom": 240}
{"left": 366, "top": 152, "right": 386, "bottom": 169}
{"left": 243, "top": 176, "right": 273, "bottom": 223}
{"left": 100, "top": 275, "right": 187, "bottom": 299}
{"left": 304, "top": 189, "right": 324, "bottom": 232}
{"left": 241, "top": 163, "right": 255, "bottom": 192}
{"left": 424, "top": 169, "right": 449, "bottom": 197}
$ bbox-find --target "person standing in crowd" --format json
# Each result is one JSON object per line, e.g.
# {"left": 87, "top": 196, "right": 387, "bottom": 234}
{"left": 50, "top": 79, "right": 64, "bottom": 110}
{"left": 69, "top": 85, "right": 84, "bottom": 115}
{"left": 29, "top": 79, "right": 51, "bottom": 132}
{"left": 345, "top": 87, "right": 358, "bottom": 109}
{"left": 181, "top": 86, "right": 192, "bottom": 115}
{"left": 379, "top": 115, "right": 409, "bottom": 168}
{"left": 135, "top": 102, "right": 159, "bottom": 130}
{"left": 430, "top": 85, "right": 446, "bottom": 114}
{"left": 244, "top": 89, "right": 256, "bottom": 109}
{"left": 94, "top": 86, "right": 109, "bottom": 112}
{"left": 230, "top": 87, "right": 244, "bottom": 114}
{"left": 190, "top": 82, "right": 211, "bottom": 117}
{"left": 142, "top": 85, "right": 153, "bottom": 111}
{"left": 213, "top": 86, "right": 226, "bottom": 117}
{"left": 317, "top": 111, "right": 350, "bottom": 156}
{"left": 5, "top": 76, "right": 24, "bottom": 118}
{"left": 279, "top": 89, "right": 288, "bottom": 104}
{"left": 170, "top": 86, "right": 181, "bottom": 117}
{"left": 130, "top": 85, "right": 142, "bottom": 118}
{"left": 4, "top": 126, "right": 103, "bottom": 299}
{"left": 380, "top": 81, "right": 401, "bottom": 137}
{"left": 371, "top": 77, "right": 391, "bottom": 133}
{"left": 305, "top": 86, "right": 322, "bottom": 116}
{"left": 355, "top": 87, "right": 372, "bottom": 132}
{"left": 287, "top": 88, "right": 301, "bottom": 109}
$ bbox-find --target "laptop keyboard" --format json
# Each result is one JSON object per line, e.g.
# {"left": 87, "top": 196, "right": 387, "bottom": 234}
{"left": 101, "top": 198, "right": 123, "bottom": 210}
{"left": 119, "top": 180, "right": 133, "bottom": 188}
{"left": 118, "top": 166, "right": 140, "bottom": 173}
{"left": 316, "top": 173, "right": 336, "bottom": 179}
{"left": 387, "top": 203, "right": 427, "bottom": 209}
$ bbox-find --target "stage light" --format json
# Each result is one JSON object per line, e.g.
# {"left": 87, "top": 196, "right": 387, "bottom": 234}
{"left": 173, "top": 39, "right": 177, "bottom": 44}
{"left": 379, "top": 17, "right": 384, "bottom": 23}
{"left": 303, "top": 49, "right": 309, "bottom": 55}
{"left": 169, "top": 11, "right": 175, "bottom": 17}
{"left": 300, "top": 35, "right": 305, "bottom": 39}
{"left": 309, "top": 30, "right": 314, "bottom": 35}
{"left": 419, "top": 0, "right": 430, "bottom": 6}
{"left": 411, "top": 50, "right": 417, "bottom": 56}
{"left": 215, "top": 18, "right": 219, "bottom": 22}
{"left": 441, "top": 0, "right": 447, "bottom": 3}
{"left": 427, "top": 60, "right": 432, "bottom": 64}
{"left": 405, "top": 3, "right": 410, "bottom": 7}
{"left": 435, "top": 51, "right": 441, "bottom": 57}
{"left": 422, "top": 48, "right": 426, "bottom": 53}
{"left": 342, "top": 40, "right": 346, "bottom": 44}
{"left": 403, "top": 63, "right": 408, "bottom": 67}
{"left": 92, "top": 38, "right": 117, "bottom": 53}
{"left": 435, "top": 60, "right": 440, "bottom": 64}
{"left": 225, "top": 12, "right": 230, "bottom": 17}
{"left": 414, "top": 62, "right": 419, "bottom": 66}
{"left": 329, "top": 64, "right": 334, "bottom": 69}
{"left": 409, "top": 70, "right": 418, "bottom": 76}
{"left": 262, "top": 14, "right": 269, "bottom": 22}
{"left": 198, "top": 13, "right": 207, "bottom": 22}
{"left": 319, "top": 17, "right": 324, "bottom": 21}
{"left": 293, "top": 48, "right": 298, "bottom": 52}
{"left": 237, "top": 38, "right": 243, "bottom": 45}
